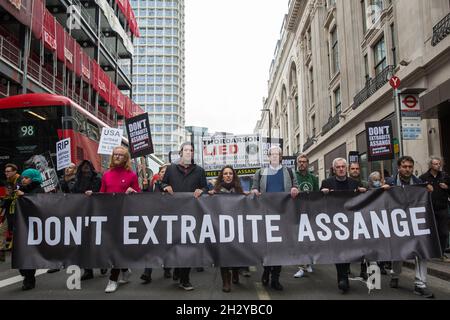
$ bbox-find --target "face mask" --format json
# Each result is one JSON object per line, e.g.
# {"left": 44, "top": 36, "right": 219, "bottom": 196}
{"left": 373, "top": 181, "right": 381, "bottom": 188}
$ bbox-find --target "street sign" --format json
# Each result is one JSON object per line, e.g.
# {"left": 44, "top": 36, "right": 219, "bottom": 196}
{"left": 401, "top": 94, "right": 420, "bottom": 111}
{"left": 56, "top": 138, "right": 71, "bottom": 171}
{"left": 389, "top": 76, "right": 401, "bottom": 89}
{"left": 402, "top": 117, "right": 422, "bottom": 140}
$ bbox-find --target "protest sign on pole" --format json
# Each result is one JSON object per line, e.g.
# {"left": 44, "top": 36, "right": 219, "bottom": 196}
{"left": 97, "top": 128, "right": 123, "bottom": 155}
{"left": 56, "top": 138, "right": 71, "bottom": 171}
{"left": 365, "top": 121, "right": 394, "bottom": 162}
{"left": 125, "top": 113, "right": 154, "bottom": 158}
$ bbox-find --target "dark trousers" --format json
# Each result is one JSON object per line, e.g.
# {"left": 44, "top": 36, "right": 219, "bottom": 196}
{"left": 263, "top": 266, "right": 281, "bottom": 281}
{"left": 174, "top": 267, "right": 191, "bottom": 283}
{"left": 110, "top": 268, "right": 128, "bottom": 281}
{"left": 19, "top": 269, "right": 36, "bottom": 281}
{"left": 336, "top": 263, "right": 350, "bottom": 282}
{"left": 435, "top": 208, "right": 449, "bottom": 253}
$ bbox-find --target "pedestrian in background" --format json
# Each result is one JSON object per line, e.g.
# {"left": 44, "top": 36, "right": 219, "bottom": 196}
{"left": 60, "top": 162, "right": 76, "bottom": 193}
{"left": 419, "top": 156, "right": 449, "bottom": 261}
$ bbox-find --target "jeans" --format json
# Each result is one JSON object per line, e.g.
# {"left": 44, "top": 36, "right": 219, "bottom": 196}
{"left": 391, "top": 257, "right": 428, "bottom": 288}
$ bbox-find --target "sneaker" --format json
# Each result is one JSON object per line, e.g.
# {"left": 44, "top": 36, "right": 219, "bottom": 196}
{"left": 440, "top": 255, "right": 449, "bottom": 262}
{"left": 305, "top": 265, "right": 313, "bottom": 273}
{"left": 413, "top": 286, "right": 434, "bottom": 298}
{"left": 118, "top": 269, "right": 132, "bottom": 284}
{"left": 140, "top": 272, "right": 152, "bottom": 284}
{"left": 179, "top": 282, "right": 194, "bottom": 291}
{"left": 294, "top": 268, "right": 305, "bottom": 278}
{"left": 105, "top": 280, "right": 118, "bottom": 293}
{"left": 100, "top": 269, "right": 108, "bottom": 275}
{"left": 389, "top": 278, "right": 399, "bottom": 288}
{"left": 21, "top": 278, "right": 36, "bottom": 291}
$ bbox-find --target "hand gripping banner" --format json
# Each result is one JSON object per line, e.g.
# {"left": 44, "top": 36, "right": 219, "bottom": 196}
{"left": 13, "top": 186, "right": 441, "bottom": 269}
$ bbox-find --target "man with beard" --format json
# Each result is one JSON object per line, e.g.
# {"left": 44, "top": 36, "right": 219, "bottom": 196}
{"left": 99, "top": 146, "right": 140, "bottom": 293}
{"left": 161, "top": 142, "right": 208, "bottom": 291}
{"left": 384, "top": 156, "right": 434, "bottom": 298}
{"left": 293, "top": 154, "right": 318, "bottom": 278}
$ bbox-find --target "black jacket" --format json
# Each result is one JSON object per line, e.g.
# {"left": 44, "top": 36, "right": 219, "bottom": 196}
{"left": 385, "top": 174, "right": 423, "bottom": 187}
{"left": 161, "top": 163, "right": 207, "bottom": 193}
{"left": 72, "top": 160, "right": 102, "bottom": 194}
{"left": 320, "top": 176, "right": 362, "bottom": 191}
{"left": 419, "top": 170, "right": 450, "bottom": 210}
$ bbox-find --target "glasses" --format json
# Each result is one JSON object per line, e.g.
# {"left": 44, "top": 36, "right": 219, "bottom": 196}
{"left": 113, "top": 154, "right": 126, "bottom": 158}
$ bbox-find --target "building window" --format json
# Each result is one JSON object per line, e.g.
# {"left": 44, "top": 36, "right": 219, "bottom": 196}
{"left": 331, "top": 27, "right": 339, "bottom": 75}
{"left": 390, "top": 23, "right": 397, "bottom": 67}
{"left": 373, "top": 36, "right": 386, "bottom": 75}
{"left": 309, "top": 68, "right": 314, "bottom": 104}
{"left": 364, "top": 54, "right": 370, "bottom": 83}
{"left": 311, "top": 114, "right": 316, "bottom": 137}
{"left": 361, "top": 0, "right": 367, "bottom": 34}
{"left": 334, "top": 86, "right": 341, "bottom": 114}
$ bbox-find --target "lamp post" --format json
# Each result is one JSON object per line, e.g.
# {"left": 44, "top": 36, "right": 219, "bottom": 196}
{"left": 261, "top": 109, "right": 272, "bottom": 146}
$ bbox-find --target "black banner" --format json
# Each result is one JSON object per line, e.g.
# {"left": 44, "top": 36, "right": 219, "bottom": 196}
{"left": 13, "top": 186, "right": 441, "bottom": 269}
{"left": 365, "top": 120, "right": 394, "bottom": 162}
{"left": 125, "top": 113, "right": 153, "bottom": 158}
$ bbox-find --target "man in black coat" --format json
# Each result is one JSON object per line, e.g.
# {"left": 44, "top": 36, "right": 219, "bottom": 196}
{"left": 419, "top": 156, "right": 450, "bottom": 260}
{"left": 161, "top": 142, "right": 207, "bottom": 291}
{"left": 320, "top": 157, "right": 366, "bottom": 293}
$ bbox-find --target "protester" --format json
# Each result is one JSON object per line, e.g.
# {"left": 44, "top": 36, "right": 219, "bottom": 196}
{"left": 251, "top": 145, "right": 299, "bottom": 291}
{"left": 320, "top": 158, "right": 366, "bottom": 293}
{"left": 0, "top": 163, "right": 21, "bottom": 261}
{"left": 419, "top": 156, "right": 450, "bottom": 261}
{"left": 98, "top": 146, "right": 140, "bottom": 293}
{"left": 137, "top": 161, "right": 153, "bottom": 192}
{"left": 140, "top": 163, "right": 171, "bottom": 283}
{"left": 367, "top": 171, "right": 389, "bottom": 274}
{"left": 71, "top": 160, "right": 105, "bottom": 281}
{"left": 161, "top": 142, "right": 208, "bottom": 291}
{"left": 60, "top": 163, "right": 77, "bottom": 193}
{"left": 293, "top": 153, "right": 318, "bottom": 278}
{"left": 348, "top": 162, "right": 368, "bottom": 188}
{"left": 348, "top": 162, "right": 370, "bottom": 279}
{"left": 15, "top": 168, "right": 44, "bottom": 290}
{"left": 209, "top": 165, "right": 246, "bottom": 292}
{"left": 383, "top": 156, "right": 434, "bottom": 298}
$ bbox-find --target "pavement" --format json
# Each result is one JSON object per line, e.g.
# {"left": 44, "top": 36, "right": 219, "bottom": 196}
{"left": 404, "top": 257, "right": 450, "bottom": 281}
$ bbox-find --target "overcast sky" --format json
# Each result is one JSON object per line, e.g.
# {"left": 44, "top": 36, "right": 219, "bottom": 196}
{"left": 185, "top": 0, "right": 289, "bottom": 135}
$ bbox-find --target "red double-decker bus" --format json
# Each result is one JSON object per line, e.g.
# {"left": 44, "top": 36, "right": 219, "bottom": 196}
{"left": 0, "top": 93, "right": 127, "bottom": 196}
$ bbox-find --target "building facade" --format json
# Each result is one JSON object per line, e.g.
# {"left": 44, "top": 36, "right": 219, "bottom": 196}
{"left": 131, "top": 0, "right": 186, "bottom": 162}
{"left": 0, "top": 0, "right": 143, "bottom": 126}
{"left": 255, "top": 0, "right": 450, "bottom": 181}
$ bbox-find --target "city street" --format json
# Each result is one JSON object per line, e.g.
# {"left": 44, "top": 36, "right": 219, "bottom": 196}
{"left": 0, "top": 252, "right": 449, "bottom": 300}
